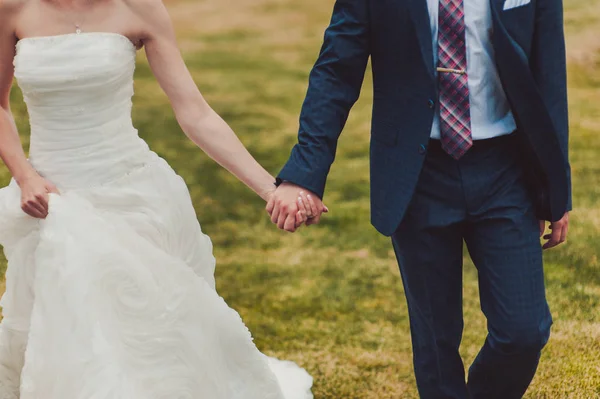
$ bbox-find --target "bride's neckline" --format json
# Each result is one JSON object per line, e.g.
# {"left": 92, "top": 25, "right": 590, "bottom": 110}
{"left": 16, "top": 32, "right": 138, "bottom": 51}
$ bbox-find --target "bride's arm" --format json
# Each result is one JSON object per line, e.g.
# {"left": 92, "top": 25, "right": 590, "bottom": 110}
{"left": 130, "top": 1, "right": 288, "bottom": 208}
{"left": 0, "top": 2, "right": 57, "bottom": 218}
{"left": 0, "top": 5, "right": 35, "bottom": 185}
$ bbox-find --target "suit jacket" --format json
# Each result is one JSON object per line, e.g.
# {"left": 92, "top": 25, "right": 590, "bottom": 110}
{"left": 277, "top": 0, "right": 572, "bottom": 236}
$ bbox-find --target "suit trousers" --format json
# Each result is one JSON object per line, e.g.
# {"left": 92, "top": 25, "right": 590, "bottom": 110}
{"left": 392, "top": 134, "right": 552, "bottom": 399}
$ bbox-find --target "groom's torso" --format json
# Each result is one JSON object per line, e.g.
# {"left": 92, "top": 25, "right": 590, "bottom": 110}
{"left": 366, "top": 0, "right": 569, "bottom": 235}
{"left": 368, "top": 0, "right": 536, "bottom": 146}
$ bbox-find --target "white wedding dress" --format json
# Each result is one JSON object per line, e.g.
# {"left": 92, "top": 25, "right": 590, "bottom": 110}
{"left": 0, "top": 32, "right": 313, "bottom": 399}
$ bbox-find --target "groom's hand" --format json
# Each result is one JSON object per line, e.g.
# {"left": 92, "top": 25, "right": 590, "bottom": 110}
{"left": 539, "top": 212, "right": 569, "bottom": 250}
{"left": 266, "top": 182, "right": 326, "bottom": 232}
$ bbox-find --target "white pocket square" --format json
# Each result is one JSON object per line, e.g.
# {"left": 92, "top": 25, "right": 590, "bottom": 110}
{"left": 503, "top": 0, "right": 531, "bottom": 10}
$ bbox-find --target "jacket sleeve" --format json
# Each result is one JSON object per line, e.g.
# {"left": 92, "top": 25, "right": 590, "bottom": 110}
{"left": 276, "top": 0, "right": 370, "bottom": 198}
{"left": 530, "top": 0, "right": 572, "bottom": 210}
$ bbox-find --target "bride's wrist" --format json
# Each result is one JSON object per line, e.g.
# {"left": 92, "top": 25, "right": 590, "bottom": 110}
{"left": 257, "top": 180, "right": 277, "bottom": 202}
{"left": 13, "top": 167, "right": 39, "bottom": 186}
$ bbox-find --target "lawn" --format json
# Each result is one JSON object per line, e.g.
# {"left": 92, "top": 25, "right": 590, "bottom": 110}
{"left": 1, "top": 0, "right": 599, "bottom": 397}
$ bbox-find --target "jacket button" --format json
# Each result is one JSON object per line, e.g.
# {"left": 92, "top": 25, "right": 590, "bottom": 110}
{"left": 418, "top": 144, "right": 427, "bottom": 155}
{"left": 428, "top": 99, "right": 435, "bottom": 109}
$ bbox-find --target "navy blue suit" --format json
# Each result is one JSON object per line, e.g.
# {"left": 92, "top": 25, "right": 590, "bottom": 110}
{"left": 277, "top": 0, "right": 570, "bottom": 236}
{"left": 277, "top": 0, "right": 571, "bottom": 398}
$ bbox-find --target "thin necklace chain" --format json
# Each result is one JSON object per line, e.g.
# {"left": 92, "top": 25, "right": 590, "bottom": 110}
{"left": 45, "top": 0, "right": 92, "bottom": 34}
{"left": 73, "top": 4, "right": 89, "bottom": 34}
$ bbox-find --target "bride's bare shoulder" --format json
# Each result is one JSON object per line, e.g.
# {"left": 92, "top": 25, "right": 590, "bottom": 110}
{"left": 0, "top": 0, "right": 28, "bottom": 36}
{"left": 0, "top": 0, "right": 28, "bottom": 13}
{"left": 122, "top": 0, "right": 168, "bottom": 16}
{"left": 121, "top": 0, "right": 174, "bottom": 39}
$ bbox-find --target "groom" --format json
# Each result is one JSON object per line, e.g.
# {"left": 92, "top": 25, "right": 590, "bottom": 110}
{"left": 267, "top": 0, "right": 571, "bottom": 397}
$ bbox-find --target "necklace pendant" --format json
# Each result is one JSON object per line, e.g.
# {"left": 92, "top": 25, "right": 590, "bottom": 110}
{"left": 75, "top": 25, "right": 82, "bottom": 34}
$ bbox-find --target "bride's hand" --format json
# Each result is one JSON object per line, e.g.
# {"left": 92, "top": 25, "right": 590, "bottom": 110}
{"left": 18, "top": 172, "right": 60, "bottom": 219}
{"left": 296, "top": 191, "right": 329, "bottom": 226}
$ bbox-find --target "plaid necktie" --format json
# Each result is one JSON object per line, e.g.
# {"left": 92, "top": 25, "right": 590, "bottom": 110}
{"left": 438, "top": 0, "right": 472, "bottom": 159}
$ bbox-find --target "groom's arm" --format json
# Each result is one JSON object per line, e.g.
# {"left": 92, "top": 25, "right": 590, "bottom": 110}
{"left": 276, "top": 0, "right": 371, "bottom": 198}
{"left": 530, "top": 0, "right": 571, "bottom": 211}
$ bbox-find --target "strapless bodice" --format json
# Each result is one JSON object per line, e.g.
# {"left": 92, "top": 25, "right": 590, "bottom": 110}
{"left": 13, "top": 33, "right": 153, "bottom": 189}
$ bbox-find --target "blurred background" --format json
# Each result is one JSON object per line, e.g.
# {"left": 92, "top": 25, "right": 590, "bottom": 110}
{"left": 2, "top": 0, "right": 599, "bottom": 397}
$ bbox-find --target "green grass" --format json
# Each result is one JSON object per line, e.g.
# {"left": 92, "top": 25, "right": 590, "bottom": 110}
{"left": 2, "top": 0, "right": 600, "bottom": 397}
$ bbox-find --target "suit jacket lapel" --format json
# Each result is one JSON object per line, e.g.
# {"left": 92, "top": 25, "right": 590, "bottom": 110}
{"left": 405, "top": 0, "right": 435, "bottom": 78}
{"left": 490, "top": 0, "right": 526, "bottom": 57}
{"left": 490, "top": 0, "right": 506, "bottom": 28}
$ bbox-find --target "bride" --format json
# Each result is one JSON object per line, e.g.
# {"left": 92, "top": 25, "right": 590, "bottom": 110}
{"left": 0, "top": 0, "right": 322, "bottom": 398}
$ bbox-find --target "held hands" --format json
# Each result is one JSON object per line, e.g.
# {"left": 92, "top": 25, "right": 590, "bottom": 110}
{"left": 266, "top": 182, "right": 328, "bottom": 233}
{"left": 18, "top": 172, "right": 60, "bottom": 219}
{"left": 539, "top": 212, "right": 569, "bottom": 250}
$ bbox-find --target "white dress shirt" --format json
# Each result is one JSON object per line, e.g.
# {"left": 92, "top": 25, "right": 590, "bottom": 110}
{"left": 427, "top": 0, "right": 517, "bottom": 140}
